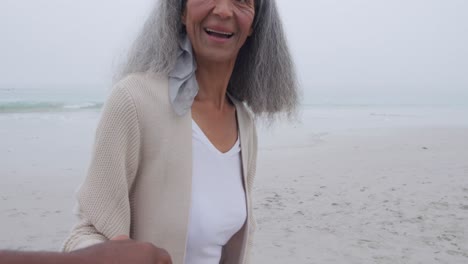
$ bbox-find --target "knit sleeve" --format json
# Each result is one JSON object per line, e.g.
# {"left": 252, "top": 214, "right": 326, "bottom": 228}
{"left": 62, "top": 83, "right": 141, "bottom": 251}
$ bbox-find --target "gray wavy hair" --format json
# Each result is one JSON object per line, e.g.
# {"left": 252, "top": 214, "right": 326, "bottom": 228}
{"left": 117, "top": 0, "right": 298, "bottom": 118}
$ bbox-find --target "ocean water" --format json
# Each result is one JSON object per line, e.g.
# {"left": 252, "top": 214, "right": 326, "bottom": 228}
{"left": 0, "top": 88, "right": 106, "bottom": 113}
{"left": 1, "top": 87, "right": 467, "bottom": 114}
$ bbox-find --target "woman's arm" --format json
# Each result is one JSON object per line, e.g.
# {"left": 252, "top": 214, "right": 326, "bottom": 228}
{"left": 62, "top": 217, "right": 108, "bottom": 251}
{"left": 63, "top": 82, "right": 141, "bottom": 251}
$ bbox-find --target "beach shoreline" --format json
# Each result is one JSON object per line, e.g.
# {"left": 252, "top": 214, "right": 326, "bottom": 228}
{"left": 1, "top": 106, "right": 467, "bottom": 263}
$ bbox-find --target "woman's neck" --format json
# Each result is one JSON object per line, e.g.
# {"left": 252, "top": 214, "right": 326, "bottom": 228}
{"left": 195, "top": 59, "right": 236, "bottom": 110}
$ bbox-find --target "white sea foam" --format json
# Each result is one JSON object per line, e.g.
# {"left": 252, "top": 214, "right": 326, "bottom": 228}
{"left": 0, "top": 88, "right": 106, "bottom": 113}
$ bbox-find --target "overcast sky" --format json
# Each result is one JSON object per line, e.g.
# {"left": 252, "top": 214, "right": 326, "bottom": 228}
{"left": 1, "top": 0, "right": 467, "bottom": 104}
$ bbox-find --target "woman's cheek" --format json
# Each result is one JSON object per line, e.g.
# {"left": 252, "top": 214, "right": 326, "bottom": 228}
{"left": 238, "top": 13, "right": 255, "bottom": 33}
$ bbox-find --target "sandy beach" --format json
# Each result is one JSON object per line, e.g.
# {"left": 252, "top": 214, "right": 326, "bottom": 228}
{"left": 1, "top": 106, "right": 467, "bottom": 263}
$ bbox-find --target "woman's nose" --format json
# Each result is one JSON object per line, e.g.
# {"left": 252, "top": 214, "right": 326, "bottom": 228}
{"left": 212, "top": 0, "right": 234, "bottom": 19}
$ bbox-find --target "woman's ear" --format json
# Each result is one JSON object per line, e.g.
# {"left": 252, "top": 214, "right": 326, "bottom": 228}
{"left": 248, "top": 27, "right": 253, "bottom": 36}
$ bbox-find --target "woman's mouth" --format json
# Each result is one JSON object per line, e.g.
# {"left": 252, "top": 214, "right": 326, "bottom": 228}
{"left": 204, "top": 28, "right": 234, "bottom": 39}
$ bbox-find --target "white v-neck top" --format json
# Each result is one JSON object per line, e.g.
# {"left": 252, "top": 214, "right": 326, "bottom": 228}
{"left": 184, "top": 120, "right": 247, "bottom": 264}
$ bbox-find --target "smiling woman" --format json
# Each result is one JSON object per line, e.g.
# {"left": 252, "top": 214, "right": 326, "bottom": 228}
{"left": 62, "top": 0, "right": 298, "bottom": 263}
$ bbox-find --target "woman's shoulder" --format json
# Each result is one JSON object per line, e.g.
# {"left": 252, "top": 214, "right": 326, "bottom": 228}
{"left": 111, "top": 72, "right": 172, "bottom": 111}
{"left": 115, "top": 72, "right": 168, "bottom": 96}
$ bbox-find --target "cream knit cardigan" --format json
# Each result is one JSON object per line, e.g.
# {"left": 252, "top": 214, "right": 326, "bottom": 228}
{"left": 62, "top": 72, "right": 258, "bottom": 264}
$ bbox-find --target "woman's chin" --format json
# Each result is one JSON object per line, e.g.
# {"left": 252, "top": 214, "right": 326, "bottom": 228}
{"left": 196, "top": 51, "right": 237, "bottom": 65}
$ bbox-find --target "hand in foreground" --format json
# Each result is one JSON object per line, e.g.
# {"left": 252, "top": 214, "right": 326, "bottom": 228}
{"left": 73, "top": 237, "right": 173, "bottom": 264}
{"left": 0, "top": 239, "right": 172, "bottom": 264}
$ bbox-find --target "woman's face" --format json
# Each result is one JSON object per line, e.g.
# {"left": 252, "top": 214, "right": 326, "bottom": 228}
{"left": 182, "top": 0, "right": 255, "bottom": 65}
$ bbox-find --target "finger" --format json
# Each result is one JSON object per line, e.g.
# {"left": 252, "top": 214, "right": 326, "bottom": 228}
{"left": 111, "top": 234, "right": 130, "bottom": 241}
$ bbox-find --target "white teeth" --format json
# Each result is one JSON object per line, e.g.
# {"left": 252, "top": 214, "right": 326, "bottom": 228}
{"left": 205, "top": 28, "right": 234, "bottom": 37}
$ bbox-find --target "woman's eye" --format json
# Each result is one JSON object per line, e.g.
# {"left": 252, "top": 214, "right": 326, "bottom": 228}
{"left": 233, "top": 0, "right": 254, "bottom": 7}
